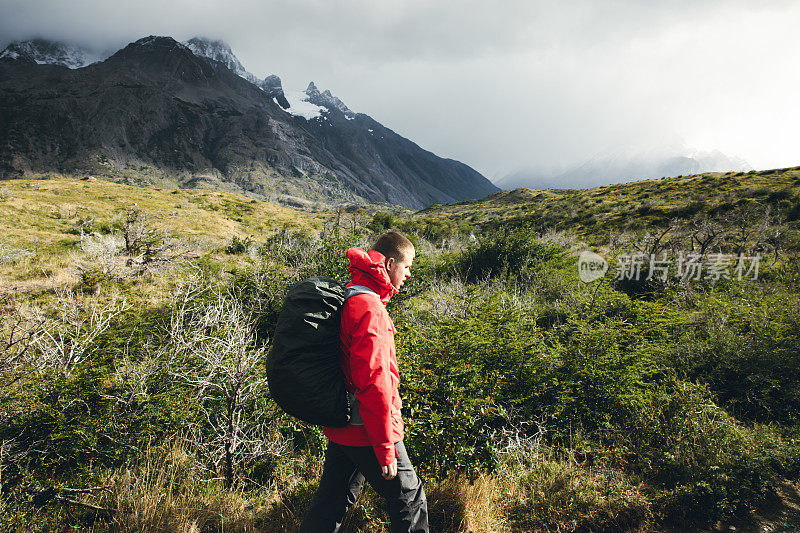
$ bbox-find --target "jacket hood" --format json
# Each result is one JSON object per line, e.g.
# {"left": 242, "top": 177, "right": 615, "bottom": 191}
{"left": 346, "top": 247, "right": 398, "bottom": 304}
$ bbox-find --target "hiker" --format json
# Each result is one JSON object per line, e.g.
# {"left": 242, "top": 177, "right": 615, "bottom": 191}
{"left": 300, "top": 231, "right": 429, "bottom": 533}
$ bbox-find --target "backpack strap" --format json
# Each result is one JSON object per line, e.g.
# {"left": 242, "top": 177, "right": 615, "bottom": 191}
{"left": 347, "top": 391, "right": 364, "bottom": 426}
{"left": 343, "top": 284, "right": 378, "bottom": 426}
{"left": 344, "top": 285, "right": 378, "bottom": 300}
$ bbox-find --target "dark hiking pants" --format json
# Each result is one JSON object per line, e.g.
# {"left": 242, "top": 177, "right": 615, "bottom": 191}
{"left": 299, "top": 440, "right": 428, "bottom": 533}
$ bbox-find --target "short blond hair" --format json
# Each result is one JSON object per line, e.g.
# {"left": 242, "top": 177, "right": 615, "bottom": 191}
{"left": 371, "top": 231, "right": 414, "bottom": 262}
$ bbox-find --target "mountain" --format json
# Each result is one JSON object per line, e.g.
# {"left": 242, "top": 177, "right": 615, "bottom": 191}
{"left": 0, "top": 38, "right": 106, "bottom": 69}
{"left": 0, "top": 36, "right": 498, "bottom": 208}
{"left": 497, "top": 142, "right": 751, "bottom": 190}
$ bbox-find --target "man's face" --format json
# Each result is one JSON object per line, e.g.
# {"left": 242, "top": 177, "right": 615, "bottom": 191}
{"left": 386, "top": 251, "right": 414, "bottom": 290}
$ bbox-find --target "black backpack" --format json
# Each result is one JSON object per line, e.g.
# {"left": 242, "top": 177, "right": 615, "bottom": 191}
{"left": 266, "top": 276, "right": 376, "bottom": 427}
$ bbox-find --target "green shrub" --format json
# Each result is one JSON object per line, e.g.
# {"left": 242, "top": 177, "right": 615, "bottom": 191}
{"left": 76, "top": 264, "right": 116, "bottom": 293}
{"left": 398, "top": 298, "right": 550, "bottom": 478}
{"left": 628, "top": 382, "right": 779, "bottom": 526}
{"left": 669, "top": 200, "right": 706, "bottom": 218}
{"left": 659, "top": 296, "right": 800, "bottom": 425}
{"left": 445, "top": 228, "right": 567, "bottom": 283}
{"left": 226, "top": 235, "right": 252, "bottom": 254}
{"left": 397, "top": 285, "right": 655, "bottom": 477}
{"left": 368, "top": 211, "right": 394, "bottom": 232}
{"left": 786, "top": 198, "right": 800, "bottom": 221}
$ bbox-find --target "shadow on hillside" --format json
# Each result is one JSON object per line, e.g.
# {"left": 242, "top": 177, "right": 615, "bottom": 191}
{"left": 715, "top": 481, "right": 800, "bottom": 533}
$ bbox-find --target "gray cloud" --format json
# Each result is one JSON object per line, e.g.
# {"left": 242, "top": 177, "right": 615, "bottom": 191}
{"left": 2, "top": 0, "right": 798, "bottom": 179}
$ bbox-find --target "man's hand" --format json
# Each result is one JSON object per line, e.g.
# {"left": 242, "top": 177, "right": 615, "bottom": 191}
{"left": 381, "top": 459, "right": 397, "bottom": 480}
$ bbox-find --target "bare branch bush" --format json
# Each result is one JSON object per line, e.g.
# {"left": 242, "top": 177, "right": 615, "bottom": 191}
{"left": 627, "top": 223, "right": 680, "bottom": 258}
{"left": 421, "top": 274, "right": 490, "bottom": 320}
{"left": 746, "top": 205, "right": 786, "bottom": 266}
{"left": 0, "top": 239, "right": 36, "bottom": 265}
{"left": 108, "top": 204, "right": 196, "bottom": 276}
{"left": 70, "top": 232, "right": 128, "bottom": 284}
{"left": 118, "top": 204, "right": 162, "bottom": 258}
{"left": 402, "top": 274, "right": 539, "bottom": 328}
{"left": 156, "top": 281, "right": 288, "bottom": 487}
{"left": 74, "top": 215, "right": 95, "bottom": 244}
{"left": 491, "top": 415, "right": 549, "bottom": 476}
{"left": 721, "top": 202, "right": 782, "bottom": 258}
{"left": 261, "top": 229, "right": 338, "bottom": 270}
{"left": 683, "top": 217, "right": 724, "bottom": 258}
{"left": 436, "top": 232, "right": 472, "bottom": 254}
{"left": 129, "top": 236, "right": 195, "bottom": 278}
{"left": 79, "top": 231, "right": 125, "bottom": 259}
{"left": 607, "top": 230, "right": 637, "bottom": 253}
{"left": 19, "top": 288, "right": 129, "bottom": 374}
{"left": 539, "top": 228, "right": 578, "bottom": 250}
{"left": 108, "top": 344, "right": 165, "bottom": 416}
{"left": 0, "top": 304, "right": 39, "bottom": 378}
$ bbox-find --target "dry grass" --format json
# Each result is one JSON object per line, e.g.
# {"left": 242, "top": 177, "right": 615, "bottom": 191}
{"left": 500, "top": 453, "right": 653, "bottom": 533}
{"left": 428, "top": 474, "right": 507, "bottom": 533}
{"left": 92, "top": 441, "right": 278, "bottom": 533}
{"left": 42, "top": 434, "right": 658, "bottom": 533}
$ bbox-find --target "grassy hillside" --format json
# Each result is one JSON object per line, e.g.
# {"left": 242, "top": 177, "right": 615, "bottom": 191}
{"left": 0, "top": 176, "right": 322, "bottom": 246}
{"left": 418, "top": 167, "right": 800, "bottom": 244}
{"left": 1, "top": 169, "right": 800, "bottom": 532}
{"left": 0, "top": 177, "right": 328, "bottom": 296}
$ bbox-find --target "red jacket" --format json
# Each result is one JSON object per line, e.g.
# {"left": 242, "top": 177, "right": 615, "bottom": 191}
{"left": 323, "top": 247, "right": 404, "bottom": 466}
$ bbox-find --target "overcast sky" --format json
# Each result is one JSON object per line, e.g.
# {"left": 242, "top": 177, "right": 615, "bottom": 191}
{"left": 1, "top": 0, "right": 798, "bottom": 180}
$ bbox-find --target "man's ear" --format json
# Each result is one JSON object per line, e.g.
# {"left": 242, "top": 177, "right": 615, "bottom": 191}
{"left": 385, "top": 256, "right": 395, "bottom": 270}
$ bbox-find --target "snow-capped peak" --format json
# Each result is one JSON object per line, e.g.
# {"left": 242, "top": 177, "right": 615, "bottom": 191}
{"left": 282, "top": 82, "right": 356, "bottom": 120}
{"left": 306, "top": 81, "right": 321, "bottom": 98}
{"left": 0, "top": 39, "right": 106, "bottom": 68}
{"left": 303, "top": 81, "right": 355, "bottom": 117}
{"left": 184, "top": 37, "right": 256, "bottom": 84}
{"left": 135, "top": 35, "right": 187, "bottom": 48}
{"left": 284, "top": 90, "right": 327, "bottom": 120}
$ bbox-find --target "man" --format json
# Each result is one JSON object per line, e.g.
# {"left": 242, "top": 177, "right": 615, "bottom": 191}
{"left": 300, "top": 231, "right": 428, "bottom": 533}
